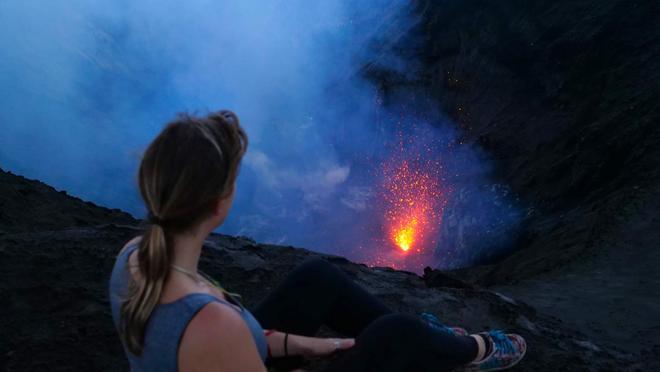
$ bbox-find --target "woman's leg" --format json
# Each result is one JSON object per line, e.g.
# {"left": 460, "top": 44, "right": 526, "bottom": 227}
{"left": 253, "top": 257, "right": 392, "bottom": 336}
{"left": 254, "top": 258, "right": 478, "bottom": 371}
{"left": 322, "top": 313, "right": 479, "bottom": 372}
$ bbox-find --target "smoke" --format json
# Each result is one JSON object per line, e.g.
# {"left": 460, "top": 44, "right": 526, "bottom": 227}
{"left": 0, "top": 1, "right": 522, "bottom": 272}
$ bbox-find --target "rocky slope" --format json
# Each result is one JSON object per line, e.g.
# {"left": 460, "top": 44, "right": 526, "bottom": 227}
{"left": 368, "top": 0, "right": 660, "bottom": 362}
{"left": 370, "top": 0, "right": 660, "bottom": 282}
{"left": 0, "top": 168, "right": 645, "bottom": 371}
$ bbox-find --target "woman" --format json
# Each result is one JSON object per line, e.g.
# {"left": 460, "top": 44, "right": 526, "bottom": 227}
{"left": 109, "top": 111, "right": 526, "bottom": 371}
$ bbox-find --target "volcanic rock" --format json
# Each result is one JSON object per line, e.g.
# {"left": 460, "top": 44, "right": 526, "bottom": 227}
{"left": 0, "top": 168, "right": 639, "bottom": 371}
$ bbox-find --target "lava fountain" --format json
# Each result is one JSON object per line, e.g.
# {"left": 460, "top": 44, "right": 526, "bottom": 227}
{"left": 371, "top": 136, "right": 449, "bottom": 272}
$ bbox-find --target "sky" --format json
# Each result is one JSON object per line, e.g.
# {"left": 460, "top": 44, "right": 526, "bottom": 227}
{"left": 0, "top": 0, "right": 522, "bottom": 273}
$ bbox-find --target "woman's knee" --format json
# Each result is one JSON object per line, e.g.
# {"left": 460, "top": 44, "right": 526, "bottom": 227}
{"left": 292, "top": 257, "right": 345, "bottom": 283}
{"left": 363, "top": 313, "right": 427, "bottom": 336}
{"left": 348, "top": 314, "right": 431, "bottom": 368}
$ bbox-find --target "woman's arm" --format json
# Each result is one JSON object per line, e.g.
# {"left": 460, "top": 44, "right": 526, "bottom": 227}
{"left": 179, "top": 302, "right": 267, "bottom": 372}
{"left": 265, "top": 331, "right": 355, "bottom": 358}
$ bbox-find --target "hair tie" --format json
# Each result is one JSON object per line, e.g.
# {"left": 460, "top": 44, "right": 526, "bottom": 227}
{"left": 147, "top": 212, "right": 164, "bottom": 226}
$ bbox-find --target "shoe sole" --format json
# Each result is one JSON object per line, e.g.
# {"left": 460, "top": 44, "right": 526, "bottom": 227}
{"left": 482, "top": 335, "right": 527, "bottom": 371}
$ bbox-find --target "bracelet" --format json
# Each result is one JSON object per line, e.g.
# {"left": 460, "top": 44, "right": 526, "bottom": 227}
{"left": 284, "top": 332, "right": 289, "bottom": 357}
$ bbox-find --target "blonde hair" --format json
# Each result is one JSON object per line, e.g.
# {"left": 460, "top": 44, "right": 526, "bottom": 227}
{"left": 119, "top": 110, "right": 248, "bottom": 355}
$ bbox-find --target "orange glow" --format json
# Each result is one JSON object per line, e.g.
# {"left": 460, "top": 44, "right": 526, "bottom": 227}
{"left": 393, "top": 218, "right": 417, "bottom": 251}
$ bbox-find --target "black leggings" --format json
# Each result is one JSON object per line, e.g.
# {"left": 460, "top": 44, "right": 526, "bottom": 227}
{"left": 253, "top": 257, "right": 478, "bottom": 372}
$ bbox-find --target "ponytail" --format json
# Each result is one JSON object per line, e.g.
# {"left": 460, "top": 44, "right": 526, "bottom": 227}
{"left": 119, "top": 223, "right": 171, "bottom": 355}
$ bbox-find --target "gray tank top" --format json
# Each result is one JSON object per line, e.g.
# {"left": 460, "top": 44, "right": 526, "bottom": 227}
{"left": 108, "top": 243, "right": 268, "bottom": 370}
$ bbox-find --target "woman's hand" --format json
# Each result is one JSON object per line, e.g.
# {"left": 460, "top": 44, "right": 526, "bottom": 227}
{"left": 290, "top": 335, "right": 355, "bottom": 358}
{"left": 265, "top": 331, "right": 355, "bottom": 358}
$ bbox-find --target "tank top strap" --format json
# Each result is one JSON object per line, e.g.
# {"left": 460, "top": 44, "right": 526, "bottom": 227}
{"left": 119, "top": 241, "right": 140, "bottom": 262}
{"left": 178, "top": 293, "right": 243, "bottom": 314}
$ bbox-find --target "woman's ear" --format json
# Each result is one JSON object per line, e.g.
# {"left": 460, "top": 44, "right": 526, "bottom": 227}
{"left": 212, "top": 185, "right": 236, "bottom": 219}
{"left": 213, "top": 197, "right": 227, "bottom": 217}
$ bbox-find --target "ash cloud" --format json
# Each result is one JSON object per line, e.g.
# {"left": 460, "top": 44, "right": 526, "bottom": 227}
{"left": 0, "top": 1, "right": 522, "bottom": 271}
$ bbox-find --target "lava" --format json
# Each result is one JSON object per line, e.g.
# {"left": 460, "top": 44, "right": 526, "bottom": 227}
{"left": 393, "top": 218, "right": 416, "bottom": 252}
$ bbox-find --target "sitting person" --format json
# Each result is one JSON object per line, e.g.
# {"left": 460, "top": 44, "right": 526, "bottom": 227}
{"left": 108, "top": 110, "right": 526, "bottom": 371}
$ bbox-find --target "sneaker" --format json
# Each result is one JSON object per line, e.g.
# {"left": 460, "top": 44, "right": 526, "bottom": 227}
{"left": 420, "top": 312, "right": 469, "bottom": 336}
{"left": 467, "top": 330, "right": 526, "bottom": 371}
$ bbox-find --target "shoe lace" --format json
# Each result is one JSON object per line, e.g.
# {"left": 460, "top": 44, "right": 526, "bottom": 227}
{"left": 489, "top": 330, "right": 515, "bottom": 355}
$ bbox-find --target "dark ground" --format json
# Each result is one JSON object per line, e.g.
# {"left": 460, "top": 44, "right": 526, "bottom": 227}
{"left": 2, "top": 0, "right": 660, "bottom": 370}
{"left": 0, "top": 169, "right": 642, "bottom": 371}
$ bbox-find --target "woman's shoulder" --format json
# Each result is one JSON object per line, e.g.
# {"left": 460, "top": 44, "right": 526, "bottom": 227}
{"left": 178, "top": 301, "right": 266, "bottom": 371}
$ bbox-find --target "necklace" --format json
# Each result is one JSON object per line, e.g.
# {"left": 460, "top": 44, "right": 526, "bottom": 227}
{"left": 169, "top": 264, "right": 242, "bottom": 301}
{"left": 170, "top": 264, "right": 203, "bottom": 284}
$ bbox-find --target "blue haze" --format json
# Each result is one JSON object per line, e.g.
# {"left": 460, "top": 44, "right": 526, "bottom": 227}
{"left": 0, "top": 1, "right": 522, "bottom": 271}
